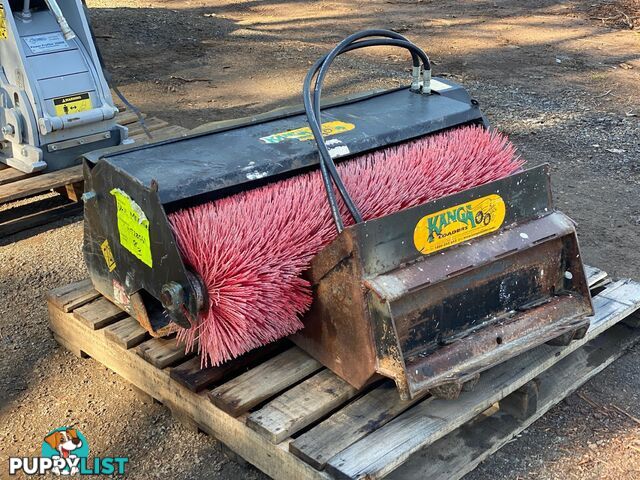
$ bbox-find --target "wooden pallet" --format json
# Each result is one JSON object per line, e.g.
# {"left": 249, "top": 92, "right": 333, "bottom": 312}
{"left": 0, "top": 110, "right": 189, "bottom": 237}
{"left": 46, "top": 267, "right": 640, "bottom": 480}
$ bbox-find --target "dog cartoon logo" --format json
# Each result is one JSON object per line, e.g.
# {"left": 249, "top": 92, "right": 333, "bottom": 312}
{"left": 41, "top": 427, "right": 89, "bottom": 475}
{"left": 9, "top": 426, "right": 128, "bottom": 476}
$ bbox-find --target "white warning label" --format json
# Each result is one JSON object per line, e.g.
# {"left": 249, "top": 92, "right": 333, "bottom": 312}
{"left": 23, "top": 33, "right": 68, "bottom": 54}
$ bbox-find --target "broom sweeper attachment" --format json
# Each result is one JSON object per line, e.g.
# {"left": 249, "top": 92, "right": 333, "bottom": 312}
{"left": 82, "top": 30, "right": 593, "bottom": 400}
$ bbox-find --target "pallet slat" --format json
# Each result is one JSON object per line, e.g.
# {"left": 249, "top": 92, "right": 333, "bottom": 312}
{"left": 170, "top": 341, "right": 286, "bottom": 392}
{"left": 117, "top": 111, "right": 146, "bottom": 126}
{"left": 2, "top": 201, "right": 82, "bottom": 237}
{"left": 170, "top": 357, "right": 221, "bottom": 391}
{"left": 290, "top": 382, "right": 429, "bottom": 469}
{"left": 127, "top": 117, "right": 169, "bottom": 137}
{"left": 0, "top": 165, "right": 83, "bottom": 204}
{"left": 73, "top": 297, "right": 127, "bottom": 330}
{"left": 63, "top": 286, "right": 100, "bottom": 313}
{"left": 600, "top": 281, "right": 640, "bottom": 306}
{"left": 584, "top": 265, "right": 609, "bottom": 288}
{"left": 209, "top": 347, "right": 323, "bottom": 417}
{"left": 136, "top": 337, "right": 192, "bottom": 369}
{"left": 147, "top": 125, "right": 189, "bottom": 138}
{"left": 388, "top": 321, "right": 639, "bottom": 480}
{"left": 103, "top": 316, "right": 149, "bottom": 349}
{"left": 47, "top": 279, "right": 94, "bottom": 310}
{"left": 325, "top": 279, "right": 640, "bottom": 480}
{"left": 0, "top": 167, "right": 33, "bottom": 186}
{"left": 248, "top": 369, "right": 359, "bottom": 444}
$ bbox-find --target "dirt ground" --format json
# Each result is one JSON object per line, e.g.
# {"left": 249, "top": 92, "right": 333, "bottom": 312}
{"left": 1, "top": 0, "right": 639, "bottom": 478}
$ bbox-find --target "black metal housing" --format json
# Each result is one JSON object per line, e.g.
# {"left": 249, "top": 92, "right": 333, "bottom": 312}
{"left": 83, "top": 79, "right": 485, "bottom": 333}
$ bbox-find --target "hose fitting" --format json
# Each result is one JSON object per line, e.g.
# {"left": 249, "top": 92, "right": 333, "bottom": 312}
{"left": 44, "top": 0, "right": 76, "bottom": 40}
{"left": 422, "top": 68, "right": 432, "bottom": 94}
{"left": 411, "top": 65, "right": 423, "bottom": 92}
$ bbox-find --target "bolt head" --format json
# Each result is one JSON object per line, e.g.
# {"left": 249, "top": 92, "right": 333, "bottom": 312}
{"left": 160, "top": 282, "right": 184, "bottom": 309}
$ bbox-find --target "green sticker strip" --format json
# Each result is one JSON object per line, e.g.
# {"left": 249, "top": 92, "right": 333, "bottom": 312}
{"left": 110, "top": 188, "right": 153, "bottom": 268}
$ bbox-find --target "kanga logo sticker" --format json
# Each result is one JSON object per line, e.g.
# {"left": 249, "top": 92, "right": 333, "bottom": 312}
{"left": 413, "top": 194, "right": 506, "bottom": 254}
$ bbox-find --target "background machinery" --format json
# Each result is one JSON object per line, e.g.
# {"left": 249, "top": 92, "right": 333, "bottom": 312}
{"left": 0, "top": 0, "right": 129, "bottom": 173}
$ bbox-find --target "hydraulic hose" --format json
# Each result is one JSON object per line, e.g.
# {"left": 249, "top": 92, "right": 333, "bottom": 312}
{"left": 303, "top": 30, "right": 431, "bottom": 232}
{"left": 305, "top": 31, "right": 428, "bottom": 230}
{"left": 305, "top": 39, "right": 431, "bottom": 230}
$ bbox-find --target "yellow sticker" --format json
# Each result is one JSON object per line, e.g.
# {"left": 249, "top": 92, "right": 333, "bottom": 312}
{"left": 414, "top": 194, "right": 506, "bottom": 255}
{"left": 53, "top": 92, "right": 93, "bottom": 116}
{"left": 100, "top": 239, "right": 117, "bottom": 272}
{"left": 110, "top": 188, "right": 153, "bottom": 268}
{"left": 259, "top": 120, "right": 355, "bottom": 144}
{"left": 0, "top": 5, "right": 7, "bottom": 40}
